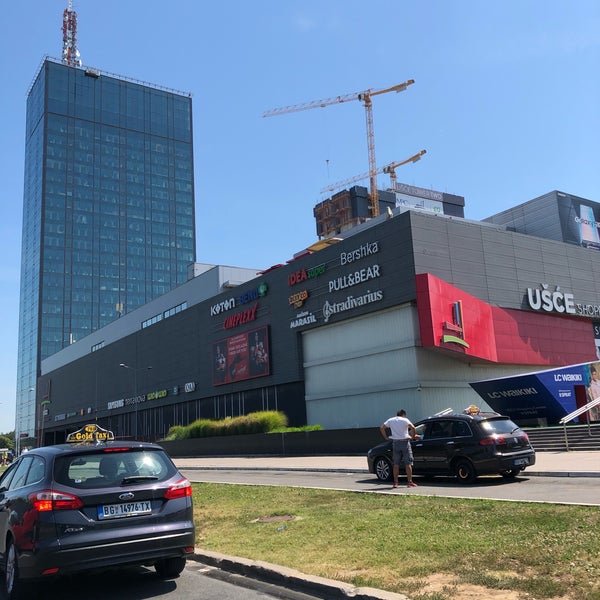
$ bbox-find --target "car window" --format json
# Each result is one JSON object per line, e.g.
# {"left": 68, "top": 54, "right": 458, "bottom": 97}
{"left": 54, "top": 449, "right": 176, "bottom": 488}
{"left": 480, "top": 418, "right": 520, "bottom": 435}
{"left": 428, "top": 420, "right": 452, "bottom": 438}
{"left": 24, "top": 456, "right": 46, "bottom": 486}
{"left": 8, "top": 456, "right": 34, "bottom": 490}
{"left": 0, "top": 460, "right": 20, "bottom": 491}
{"left": 452, "top": 421, "right": 471, "bottom": 437}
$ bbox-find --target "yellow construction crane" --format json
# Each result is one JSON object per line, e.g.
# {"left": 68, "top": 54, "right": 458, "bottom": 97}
{"left": 263, "top": 80, "right": 415, "bottom": 217}
{"left": 320, "top": 149, "right": 427, "bottom": 195}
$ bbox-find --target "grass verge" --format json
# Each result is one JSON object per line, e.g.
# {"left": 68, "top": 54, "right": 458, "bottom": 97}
{"left": 193, "top": 483, "right": 600, "bottom": 600}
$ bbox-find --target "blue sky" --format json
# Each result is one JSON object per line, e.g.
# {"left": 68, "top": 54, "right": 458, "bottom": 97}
{"left": 0, "top": 1, "right": 598, "bottom": 434}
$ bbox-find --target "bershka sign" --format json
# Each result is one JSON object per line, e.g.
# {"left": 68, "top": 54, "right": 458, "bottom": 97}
{"left": 322, "top": 290, "right": 383, "bottom": 323}
{"left": 288, "top": 263, "right": 326, "bottom": 287}
{"left": 526, "top": 283, "right": 600, "bottom": 317}
{"left": 328, "top": 264, "right": 380, "bottom": 292}
{"left": 340, "top": 241, "right": 379, "bottom": 265}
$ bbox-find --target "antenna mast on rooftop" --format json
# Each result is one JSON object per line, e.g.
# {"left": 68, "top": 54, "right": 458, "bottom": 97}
{"left": 62, "top": 0, "right": 82, "bottom": 67}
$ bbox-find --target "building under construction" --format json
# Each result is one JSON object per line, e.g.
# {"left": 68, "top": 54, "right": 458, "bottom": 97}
{"left": 314, "top": 184, "right": 465, "bottom": 238}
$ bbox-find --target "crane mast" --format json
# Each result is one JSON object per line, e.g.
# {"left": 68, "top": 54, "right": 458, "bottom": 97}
{"left": 264, "top": 80, "right": 415, "bottom": 218}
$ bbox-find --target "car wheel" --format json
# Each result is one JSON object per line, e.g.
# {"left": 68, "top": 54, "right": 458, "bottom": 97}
{"left": 5, "top": 538, "right": 22, "bottom": 600}
{"left": 374, "top": 457, "right": 392, "bottom": 481}
{"left": 454, "top": 459, "right": 476, "bottom": 484}
{"left": 155, "top": 556, "right": 187, "bottom": 579}
{"left": 500, "top": 468, "right": 521, "bottom": 479}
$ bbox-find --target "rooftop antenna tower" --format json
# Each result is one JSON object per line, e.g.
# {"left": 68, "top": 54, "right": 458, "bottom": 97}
{"left": 62, "top": 0, "right": 82, "bottom": 67}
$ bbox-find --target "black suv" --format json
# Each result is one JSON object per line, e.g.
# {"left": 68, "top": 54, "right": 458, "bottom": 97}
{"left": 367, "top": 411, "right": 536, "bottom": 484}
{"left": 0, "top": 426, "right": 195, "bottom": 600}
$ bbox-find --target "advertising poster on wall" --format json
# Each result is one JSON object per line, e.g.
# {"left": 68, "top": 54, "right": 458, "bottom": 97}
{"left": 557, "top": 195, "right": 600, "bottom": 249}
{"left": 212, "top": 325, "right": 270, "bottom": 386}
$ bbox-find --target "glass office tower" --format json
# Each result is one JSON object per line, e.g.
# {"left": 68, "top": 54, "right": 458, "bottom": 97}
{"left": 16, "top": 57, "right": 195, "bottom": 447}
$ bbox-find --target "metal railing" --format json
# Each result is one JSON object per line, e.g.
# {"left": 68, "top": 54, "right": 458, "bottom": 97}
{"left": 558, "top": 398, "right": 600, "bottom": 451}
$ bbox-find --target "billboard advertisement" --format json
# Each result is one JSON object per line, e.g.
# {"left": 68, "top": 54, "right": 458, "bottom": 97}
{"left": 212, "top": 325, "right": 270, "bottom": 386}
{"left": 557, "top": 195, "right": 600, "bottom": 249}
{"left": 470, "top": 361, "right": 600, "bottom": 424}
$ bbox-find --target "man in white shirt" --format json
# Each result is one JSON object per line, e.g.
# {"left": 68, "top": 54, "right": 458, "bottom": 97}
{"left": 380, "top": 409, "right": 418, "bottom": 488}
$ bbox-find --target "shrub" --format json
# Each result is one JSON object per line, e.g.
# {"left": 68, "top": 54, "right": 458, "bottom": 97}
{"left": 160, "top": 411, "right": 316, "bottom": 440}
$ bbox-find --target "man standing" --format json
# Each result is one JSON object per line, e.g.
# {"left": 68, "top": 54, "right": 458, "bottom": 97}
{"left": 380, "top": 409, "right": 418, "bottom": 488}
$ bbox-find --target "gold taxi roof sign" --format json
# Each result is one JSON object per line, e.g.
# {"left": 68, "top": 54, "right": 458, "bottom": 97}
{"left": 66, "top": 423, "right": 115, "bottom": 444}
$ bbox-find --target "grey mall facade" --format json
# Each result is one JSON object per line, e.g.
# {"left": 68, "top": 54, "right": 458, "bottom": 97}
{"left": 37, "top": 190, "right": 600, "bottom": 444}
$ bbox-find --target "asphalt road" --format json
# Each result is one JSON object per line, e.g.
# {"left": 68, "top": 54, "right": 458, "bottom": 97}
{"left": 180, "top": 467, "right": 600, "bottom": 506}
{"left": 2, "top": 563, "right": 325, "bottom": 600}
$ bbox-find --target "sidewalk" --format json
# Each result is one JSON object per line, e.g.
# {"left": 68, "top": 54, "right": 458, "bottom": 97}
{"left": 174, "top": 450, "right": 600, "bottom": 478}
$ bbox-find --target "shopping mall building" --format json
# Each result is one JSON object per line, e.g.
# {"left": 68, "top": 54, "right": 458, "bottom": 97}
{"left": 37, "top": 189, "right": 600, "bottom": 443}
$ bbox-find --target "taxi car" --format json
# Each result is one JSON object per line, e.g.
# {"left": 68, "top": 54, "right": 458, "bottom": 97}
{"left": 367, "top": 408, "right": 536, "bottom": 484}
{"left": 0, "top": 425, "right": 195, "bottom": 599}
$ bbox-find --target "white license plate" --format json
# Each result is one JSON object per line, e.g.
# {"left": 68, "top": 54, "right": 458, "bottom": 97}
{"left": 513, "top": 458, "right": 529, "bottom": 466}
{"left": 98, "top": 501, "right": 152, "bottom": 520}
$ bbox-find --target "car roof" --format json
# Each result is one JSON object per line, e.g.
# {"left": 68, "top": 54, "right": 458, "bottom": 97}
{"left": 25, "top": 441, "right": 164, "bottom": 458}
{"left": 417, "top": 411, "right": 507, "bottom": 424}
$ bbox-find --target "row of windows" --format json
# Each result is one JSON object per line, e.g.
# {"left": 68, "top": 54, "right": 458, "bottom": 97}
{"left": 141, "top": 301, "right": 187, "bottom": 329}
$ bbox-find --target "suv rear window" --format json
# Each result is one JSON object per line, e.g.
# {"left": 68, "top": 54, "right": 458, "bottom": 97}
{"left": 479, "top": 418, "right": 521, "bottom": 435}
{"left": 54, "top": 449, "right": 177, "bottom": 488}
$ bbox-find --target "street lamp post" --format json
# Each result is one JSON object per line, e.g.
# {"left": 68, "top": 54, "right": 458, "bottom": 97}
{"left": 119, "top": 363, "right": 152, "bottom": 440}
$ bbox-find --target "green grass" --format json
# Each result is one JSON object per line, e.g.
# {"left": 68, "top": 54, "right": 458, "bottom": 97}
{"left": 193, "top": 483, "right": 600, "bottom": 600}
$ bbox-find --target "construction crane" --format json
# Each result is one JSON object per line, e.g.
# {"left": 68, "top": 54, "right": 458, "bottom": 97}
{"left": 320, "top": 149, "right": 427, "bottom": 195}
{"left": 263, "top": 80, "right": 415, "bottom": 217}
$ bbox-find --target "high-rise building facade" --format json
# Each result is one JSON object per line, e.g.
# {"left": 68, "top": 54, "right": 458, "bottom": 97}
{"left": 16, "top": 57, "right": 195, "bottom": 447}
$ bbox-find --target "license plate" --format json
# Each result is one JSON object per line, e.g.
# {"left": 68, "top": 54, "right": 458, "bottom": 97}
{"left": 98, "top": 501, "right": 152, "bottom": 520}
{"left": 513, "top": 458, "right": 529, "bottom": 466}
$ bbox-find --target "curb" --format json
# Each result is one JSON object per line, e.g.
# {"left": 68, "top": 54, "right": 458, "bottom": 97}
{"left": 191, "top": 548, "right": 410, "bottom": 600}
{"left": 178, "top": 465, "right": 600, "bottom": 478}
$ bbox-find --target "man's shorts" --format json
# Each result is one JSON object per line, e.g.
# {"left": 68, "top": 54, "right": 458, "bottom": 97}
{"left": 392, "top": 439, "right": 414, "bottom": 466}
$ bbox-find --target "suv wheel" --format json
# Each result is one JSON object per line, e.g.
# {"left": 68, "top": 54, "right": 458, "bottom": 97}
{"left": 374, "top": 457, "right": 392, "bottom": 481}
{"left": 155, "top": 556, "right": 186, "bottom": 579}
{"left": 5, "top": 538, "right": 22, "bottom": 600}
{"left": 454, "top": 459, "right": 476, "bottom": 484}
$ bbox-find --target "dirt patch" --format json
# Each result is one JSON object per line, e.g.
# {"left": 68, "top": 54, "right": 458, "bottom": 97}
{"left": 251, "top": 515, "right": 299, "bottom": 523}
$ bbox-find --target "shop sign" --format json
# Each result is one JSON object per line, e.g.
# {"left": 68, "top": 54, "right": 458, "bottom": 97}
{"left": 525, "top": 283, "right": 600, "bottom": 317}
{"left": 210, "top": 283, "right": 268, "bottom": 316}
{"left": 210, "top": 298, "right": 236, "bottom": 316}
{"left": 290, "top": 310, "right": 317, "bottom": 329}
{"left": 322, "top": 290, "right": 383, "bottom": 323}
{"left": 237, "top": 282, "right": 268, "bottom": 305}
{"left": 289, "top": 290, "right": 309, "bottom": 308}
{"left": 328, "top": 264, "right": 380, "bottom": 293}
{"left": 147, "top": 389, "right": 168, "bottom": 401}
{"left": 340, "top": 241, "right": 379, "bottom": 265}
{"left": 288, "top": 263, "right": 326, "bottom": 286}
{"left": 526, "top": 284, "right": 576, "bottom": 315}
{"left": 441, "top": 300, "right": 469, "bottom": 348}
{"left": 184, "top": 382, "right": 196, "bottom": 392}
{"left": 223, "top": 302, "right": 258, "bottom": 330}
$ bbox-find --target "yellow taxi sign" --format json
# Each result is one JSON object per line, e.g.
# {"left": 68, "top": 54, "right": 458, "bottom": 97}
{"left": 66, "top": 423, "right": 115, "bottom": 444}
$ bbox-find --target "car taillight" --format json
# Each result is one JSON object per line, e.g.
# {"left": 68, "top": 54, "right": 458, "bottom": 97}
{"left": 30, "top": 490, "right": 84, "bottom": 512}
{"left": 164, "top": 478, "right": 192, "bottom": 500}
{"left": 479, "top": 436, "right": 506, "bottom": 446}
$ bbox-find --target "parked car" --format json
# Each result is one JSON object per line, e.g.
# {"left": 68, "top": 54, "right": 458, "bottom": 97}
{"left": 0, "top": 424, "right": 195, "bottom": 600}
{"left": 367, "top": 410, "right": 535, "bottom": 484}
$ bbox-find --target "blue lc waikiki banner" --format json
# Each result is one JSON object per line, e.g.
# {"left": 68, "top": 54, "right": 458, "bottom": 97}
{"left": 470, "top": 361, "right": 600, "bottom": 424}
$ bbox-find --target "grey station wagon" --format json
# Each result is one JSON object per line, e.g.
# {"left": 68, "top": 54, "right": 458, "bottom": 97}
{"left": 0, "top": 426, "right": 194, "bottom": 600}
